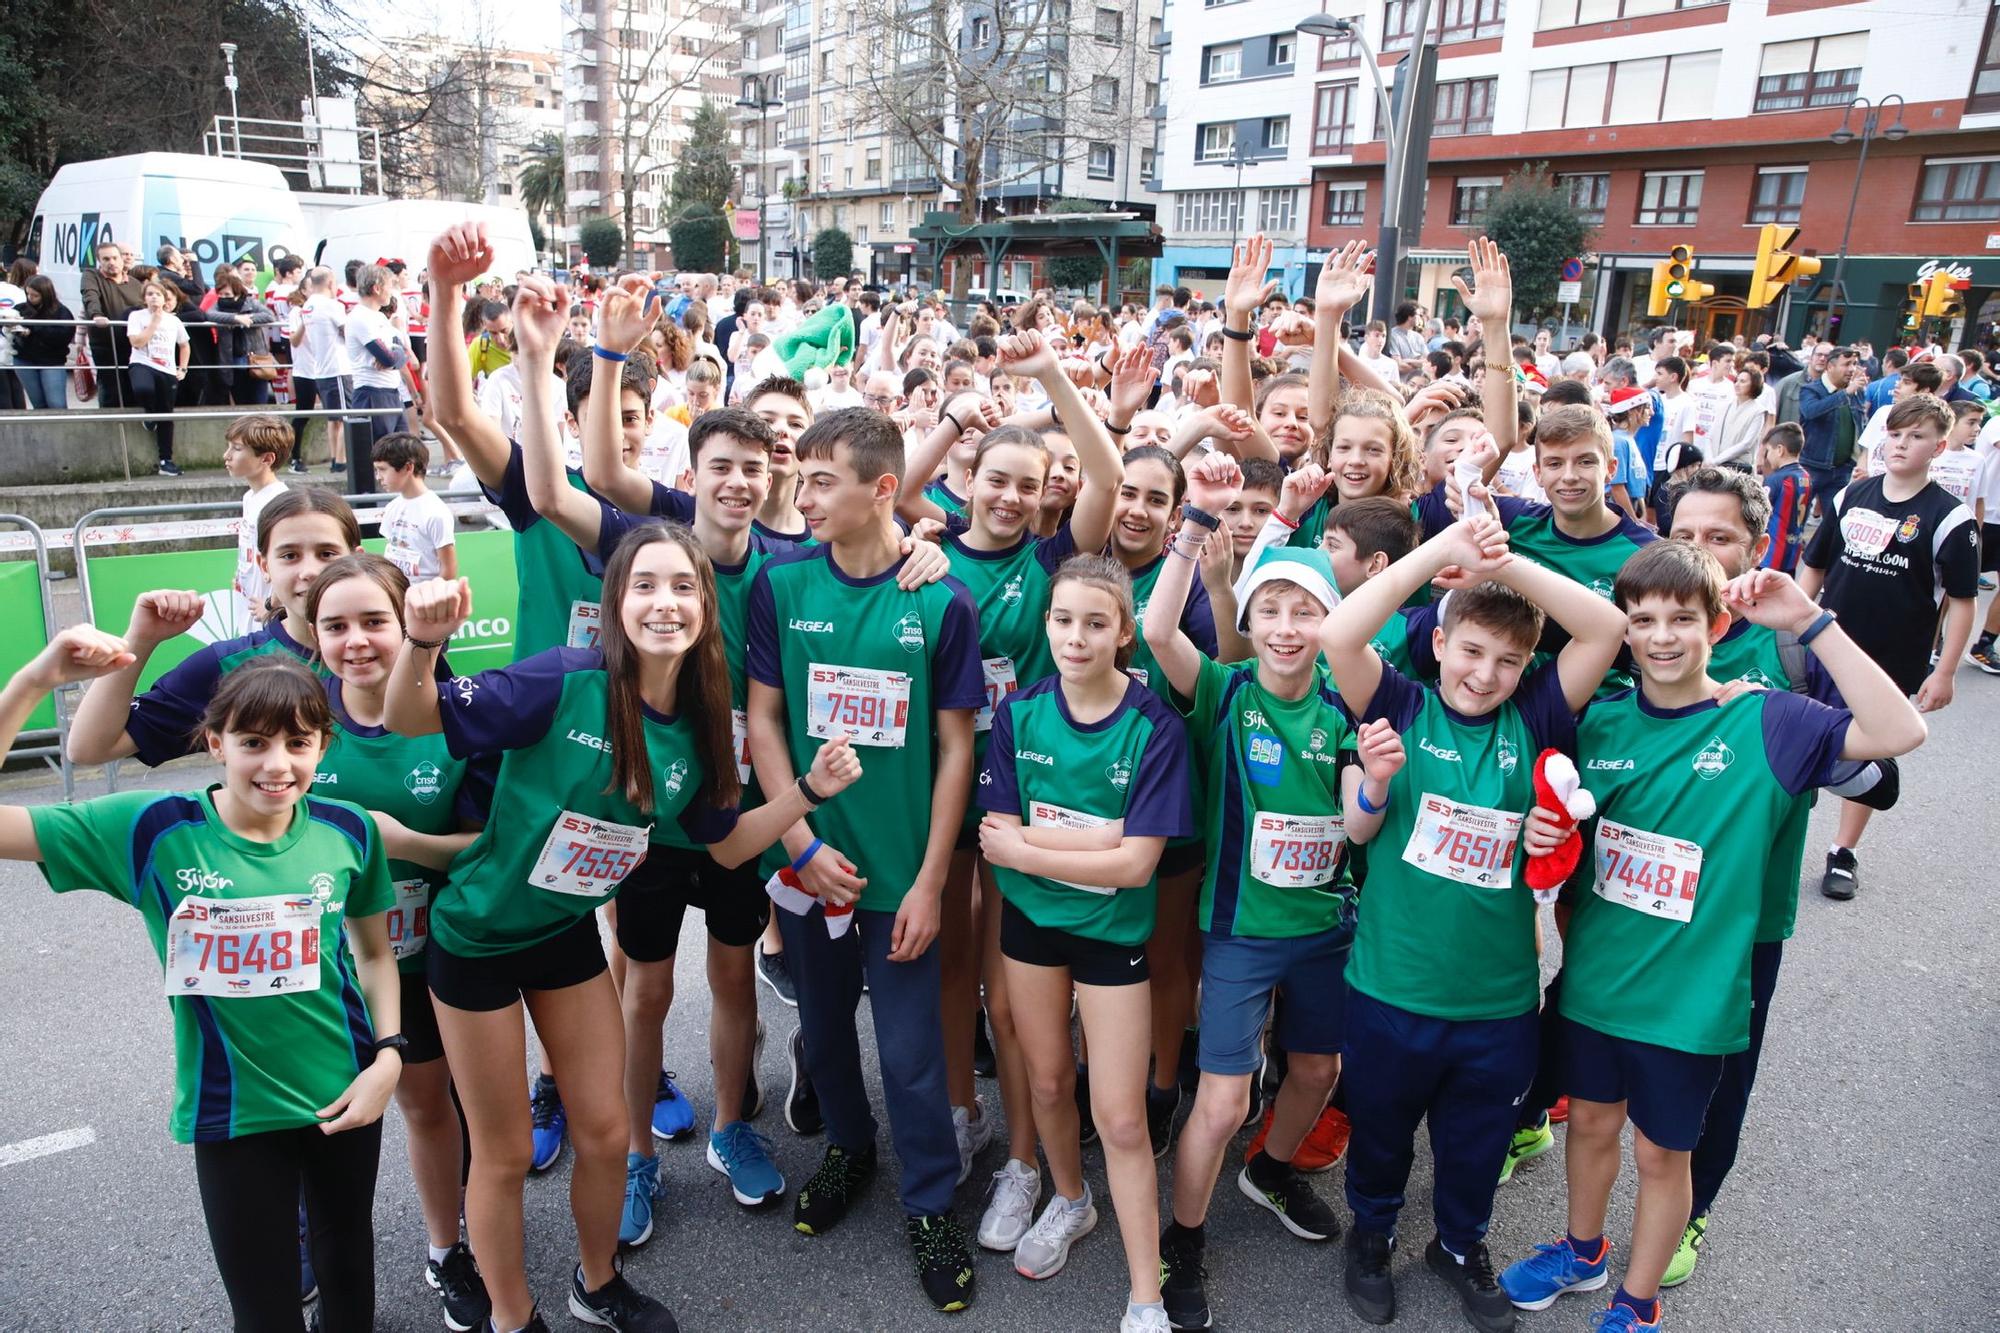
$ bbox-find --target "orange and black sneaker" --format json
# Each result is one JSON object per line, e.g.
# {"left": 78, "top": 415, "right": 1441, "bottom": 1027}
{"left": 1295, "top": 1106, "right": 1352, "bottom": 1175}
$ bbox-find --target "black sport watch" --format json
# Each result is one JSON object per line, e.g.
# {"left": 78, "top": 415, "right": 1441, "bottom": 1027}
{"left": 369, "top": 1033, "right": 411, "bottom": 1056}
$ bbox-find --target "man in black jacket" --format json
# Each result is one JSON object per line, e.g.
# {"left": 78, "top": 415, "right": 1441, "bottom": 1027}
{"left": 80, "top": 242, "right": 144, "bottom": 408}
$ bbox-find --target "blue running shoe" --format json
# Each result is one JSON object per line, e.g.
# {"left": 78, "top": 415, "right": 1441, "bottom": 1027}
{"left": 706, "top": 1120, "right": 786, "bottom": 1207}
{"left": 299, "top": 1202, "right": 317, "bottom": 1304}
{"left": 530, "top": 1076, "right": 567, "bottom": 1173}
{"left": 1592, "top": 1301, "right": 1663, "bottom": 1331}
{"left": 650, "top": 1070, "right": 696, "bottom": 1142}
{"left": 620, "top": 1152, "right": 664, "bottom": 1247}
{"left": 1500, "top": 1236, "right": 1611, "bottom": 1311}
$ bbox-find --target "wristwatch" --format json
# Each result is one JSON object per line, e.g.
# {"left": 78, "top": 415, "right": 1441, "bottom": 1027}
{"left": 369, "top": 1033, "right": 411, "bottom": 1056}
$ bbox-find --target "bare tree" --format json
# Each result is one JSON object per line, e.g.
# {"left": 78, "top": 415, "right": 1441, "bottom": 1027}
{"left": 358, "top": 3, "right": 511, "bottom": 203}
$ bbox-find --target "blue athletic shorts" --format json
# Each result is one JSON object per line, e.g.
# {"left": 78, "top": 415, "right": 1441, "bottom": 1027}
{"left": 1197, "top": 925, "right": 1351, "bottom": 1074}
{"left": 1561, "top": 1018, "right": 1724, "bottom": 1152}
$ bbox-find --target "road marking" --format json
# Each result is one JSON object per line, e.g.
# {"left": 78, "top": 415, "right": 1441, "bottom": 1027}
{"left": 0, "top": 1126, "right": 96, "bottom": 1167}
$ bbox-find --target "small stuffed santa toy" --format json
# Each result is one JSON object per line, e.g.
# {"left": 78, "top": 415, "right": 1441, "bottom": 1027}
{"left": 1525, "top": 749, "right": 1594, "bottom": 904}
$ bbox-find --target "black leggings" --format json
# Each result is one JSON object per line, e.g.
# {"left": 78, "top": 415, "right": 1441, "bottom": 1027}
{"left": 127, "top": 362, "right": 178, "bottom": 462}
{"left": 193, "top": 1121, "right": 382, "bottom": 1333}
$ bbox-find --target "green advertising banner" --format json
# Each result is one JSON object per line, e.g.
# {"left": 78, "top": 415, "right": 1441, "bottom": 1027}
{"left": 83, "top": 528, "right": 522, "bottom": 690}
{"left": 0, "top": 561, "right": 56, "bottom": 730}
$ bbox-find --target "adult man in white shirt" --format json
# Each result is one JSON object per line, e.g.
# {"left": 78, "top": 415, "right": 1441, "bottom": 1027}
{"left": 340, "top": 264, "right": 411, "bottom": 495}
{"left": 287, "top": 266, "right": 348, "bottom": 474}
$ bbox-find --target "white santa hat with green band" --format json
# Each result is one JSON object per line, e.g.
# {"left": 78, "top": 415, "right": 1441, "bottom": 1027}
{"left": 1237, "top": 548, "right": 1341, "bottom": 633}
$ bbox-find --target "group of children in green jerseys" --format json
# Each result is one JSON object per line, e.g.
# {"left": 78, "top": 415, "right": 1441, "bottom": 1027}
{"left": 12, "top": 221, "right": 1958, "bottom": 1333}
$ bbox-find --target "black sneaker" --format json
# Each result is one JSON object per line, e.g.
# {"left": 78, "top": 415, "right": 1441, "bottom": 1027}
{"left": 1969, "top": 639, "right": 2000, "bottom": 675}
{"left": 567, "top": 1263, "right": 677, "bottom": 1332}
{"left": 756, "top": 942, "right": 798, "bottom": 1007}
{"left": 784, "top": 1028, "right": 822, "bottom": 1136}
{"left": 794, "top": 1142, "right": 876, "bottom": 1235}
{"left": 1159, "top": 1225, "right": 1212, "bottom": 1330}
{"left": 1424, "top": 1236, "right": 1515, "bottom": 1333}
{"left": 288, "top": 458, "right": 308, "bottom": 475}
{"left": 1147, "top": 1082, "right": 1182, "bottom": 1159}
{"left": 1344, "top": 1227, "right": 1396, "bottom": 1325}
{"left": 1236, "top": 1154, "right": 1339, "bottom": 1241}
{"left": 1820, "top": 847, "right": 1859, "bottom": 900}
{"left": 426, "top": 1242, "right": 491, "bottom": 1332}
{"left": 1076, "top": 1063, "right": 1099, "bottom": 1146}
{"left": 157, "top": 459, "right": 183, "bottom": 476}
{"left": 972, "top": 1008, "right": 996, "bottom": 1079}
{"left": 330, "top": 461, "right": 346, "bottom": 473}
{"left": 907, "top": 1213, "right": 976, "bottom": 1312}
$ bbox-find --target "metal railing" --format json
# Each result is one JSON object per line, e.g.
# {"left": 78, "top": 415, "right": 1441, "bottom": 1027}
{"left": 0, "top": 514, "right": 70, "bottom": 797}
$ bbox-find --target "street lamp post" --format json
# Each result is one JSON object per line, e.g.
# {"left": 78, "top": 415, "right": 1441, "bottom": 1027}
{"left": 1824, "top": 94, "right": 1908, "bottom": 338}
{"left": 1295, "top": 11, "right": 1428, "bottom": 320}
{"left": 220, "top": 43, "right": 242, "bottom": 157}
{"left": 735, "top": 74, "right": 783, "bottom": 283}
{"left": 1229, "top": 142, "right": 1255, "bottom": 242}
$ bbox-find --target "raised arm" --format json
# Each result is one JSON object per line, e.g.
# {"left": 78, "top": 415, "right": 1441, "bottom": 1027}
{"left": 384, "top": 577, "right": 468, "bottom": 738}
{"left": 66, "top": 590, "right": 205, "bottom": 765}
{"left": 514, "top": 277, "right": 603, "bottom": 552}
{"left": 424, "top": 225, "right": 513, "bottom": 488}
{"left": 1310, "top": 241, "right": 1374, "bottom": 439}
{"left": 1220, "top": 233, "right": 1278, "bottom": 414}
{"left": 0, "top": 627, "right": 139, "bottom": 860}
{"left": 895, "top": 394, "right": 999, "bottom": 527}
{"left": 999, "top": 330, "right": 1123, "bottom": 550}
{"left": 579, "top": 282, "right": 664, "bottom": 514}
{"left": 1481, "top": 509, "right": 1629, "bottom": 712}
{"left": 1144, "top": 457, "right": 1240, "bottom": 698}
{"left": 1451, "top": 237, "right": 1518, "bottom": 464}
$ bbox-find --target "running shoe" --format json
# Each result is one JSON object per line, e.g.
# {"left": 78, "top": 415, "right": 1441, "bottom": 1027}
{"left": 756, "top": 942, "right": 798, "bottom": 1007}
{"left": 1591, "top": 1302, "right": 1664, "bottom": 1331}
{"left": 1969, "top": 641, "right": 2000, "bottom": 675}
{"left": 1013, "top": 1189, "right": 1097, "bottom": 1279}
{"left": 742, "top": 1018, "right": 766, "bottom": 1121}
{"left": 649, "top": 1071, "right": 696, "bottom": 1142}
{"left": 1497, "top": 1116, "right": 1554, "bottom": 1185}
{"left": 1549, "top": 1095, "right": 1571, "bottom": 1125}
{"left": 977, "top": 1158, "right": 1041, "bottom": 1251}
{"left": 299, "top": 1204, "right": 316, "bottom": 1304}
{"left": 288, "top": 458, "right": 308, "bottom": 475}
{"left": 1076, "top": 1063, "right": 1099, "bottom": 1146}
{"left": 908, "top": 1213, "right": 977, "bottom": 1311}
{"left": 952, "top": 1096, "right": 993, "bottom": 1185}
{"left": 1240, "top": 1047, "right": 1268, "bottom": 1130}
{"left": 1147, "top": 1082, "right": 1182, "bottom": 1160}
{"left": 972, "top": 1008, "right": 997, "bottom": 1078}
{"left": 1122, "top": 1306, "right": 1174, "bottom": 1333}
{"left": 1297, "top": 1105, "right": 1352, "bottom": 1172}
{"left": 1499, "top": 1235, "right": 1611, "bottom": 1311}
{"left": 784, "top": 1028, "right": 822, "bottom": 1135}
{"left": 1236, "top": 1156, "right": 1339, "bottom": 1241}
{"left": 1660, "top": 1214, "right": 1707, "bottom": 1289}
{"left": 1425, "top": 1236, "right": 1515, "bottom": 1333}
{"left": 568, "top": 1262, "right": 679, "bottom": 1332}
{"left": 530, "top": 1075, "right": 567, "bottom": 1173}
{"left": 794, "top": 1142, "right": 876, "bottom": 1235}
{"left": 157, "top": 459, "right": 183, "bottom": 477}
{"left": 1820, "top": 847, "right": 1859, "bottom": 900}
{"left": 706, "top": 1120, "right": 785, "bottom": 1207}
{"left": 1159, "top": 1226, "right": 1211, "bottom": 1330}
{"left": 425, "top": 1241, "right": 491, "bottom": 1332}
{"left": 619, "top": 1153, "right": 663, "bottom": 1247}
{"left": 1344, "top": 1228, "right": 1397, "bottom": 1325}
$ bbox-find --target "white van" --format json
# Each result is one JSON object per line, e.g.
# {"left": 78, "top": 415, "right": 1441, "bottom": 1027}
{"left": 26, "top": 153, "right": 308, "bottom": 311}
{"left": 313, "top": 200, "right": 537, "bottom": 287}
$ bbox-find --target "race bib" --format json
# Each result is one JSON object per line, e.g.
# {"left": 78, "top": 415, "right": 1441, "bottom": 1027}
{"left": 1593, "top": 818, "right": 1704, "bottom": 924}
{"left": 565, "top": 600, "right": 604, "bottom": 650}
{"left": 1027, "top": 800, "right": 1115, "bottom": 896}
{"left": 1250, "top": 812, "right": 1345, "bottom": 888}
{"left": 1402, "top": 794, "right": 1522, "bottom": 888}
{"left": 164, "top": 893, "right": 321, "bottom": 997}
{"left": 975, "top": 656, "right": 1018, "bottom": 734}
{"left": 529, "top": 810, "right": 652, "bottom": 897}
{"left": 1126, "top": 667, "right": 1150, "bottom": 686}
{"left": 808, "top": 663, "right": 911, "bottom": 748}
{"left": 731, "top": 707, "right": 752, "bottom": 784}
{"left": 1838, "top": 507, "right": 1898, "bottom": 559}
{"left": 1933, "top": 452, "right": 1979, "bottom": 503}
{"left": 385, "top": 877, "right": 431, "bottom": 961}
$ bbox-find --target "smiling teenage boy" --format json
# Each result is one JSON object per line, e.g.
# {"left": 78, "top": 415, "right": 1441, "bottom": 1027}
{"left": 745, "top": 407, "right": 987, "bottom": 1311}
{"left": 1498, "top": 543, "right": 1926, "bottom": 1333}
{"left": 1321, "top": 506, "right": 1628, "bottom": 1332}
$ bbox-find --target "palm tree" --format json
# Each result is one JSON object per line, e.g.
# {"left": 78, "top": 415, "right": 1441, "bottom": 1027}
{"left": 517, "top": 133, "right": 567, "bottom": 261}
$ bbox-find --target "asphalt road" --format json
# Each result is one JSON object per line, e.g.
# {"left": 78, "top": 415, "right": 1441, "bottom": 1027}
{"left": 1, "top": 658, "right": 1996, "bottom": 1333}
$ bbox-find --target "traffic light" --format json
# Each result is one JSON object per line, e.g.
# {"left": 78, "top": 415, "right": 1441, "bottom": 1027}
{"left": 1662, "top": 244, "right": 1716, "bottom": 304}
{"left": 1922, "top": 270, "right": 1966, "bottom": 322}
{"left": 1903, "top": 282, "right": 1924, "bottom": 333}
{"left": 1647, "top": 260, "right": 1674, "bottom": 318}
{"left": 1747, "top": 223, "right": 1824, "bottom": 308}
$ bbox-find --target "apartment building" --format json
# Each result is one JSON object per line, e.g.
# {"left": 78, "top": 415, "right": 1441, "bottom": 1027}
{"left": 366, "top": 39, "right": 565, "bottom": 208}
{"left": 1155, "top": 0, "right": 2000, "bottom": 347}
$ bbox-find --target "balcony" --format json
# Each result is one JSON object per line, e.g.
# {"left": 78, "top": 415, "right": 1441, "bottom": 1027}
{"left": 566, "top": 188, "right": 603, "bottom": 207}
{"left": 570, "top": 154, "right": 600, "bottom": 172}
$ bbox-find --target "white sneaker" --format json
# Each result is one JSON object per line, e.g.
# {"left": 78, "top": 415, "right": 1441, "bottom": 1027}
{"left": 1120, "top": 1306, "right": 1173, "bottom": 1333}
{"left": 977, "top": 1158, "right": 1041, "bottom": 1251}
{"left": 952, "top": 1097, "right": 993, "bottom": 1184}
{"left": 1013, "top": 1188, "right": 1098, "bottom": 1279}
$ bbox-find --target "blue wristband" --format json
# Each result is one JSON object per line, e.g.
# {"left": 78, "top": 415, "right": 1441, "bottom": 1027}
{"left": 1796, "top": 608, "right": 1837, "bottom": 648}
{"left": 789, "top": 839, "right": 825, "bottom": 874}
{"left": 593, "top": 345, "right": 628, "bottom": 362}
{"left": 1355, "top": 783, "right": 1388, "bottom": 815}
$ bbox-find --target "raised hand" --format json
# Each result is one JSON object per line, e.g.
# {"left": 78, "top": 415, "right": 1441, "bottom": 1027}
{"left": 406, "top": 577, "right": 472, "bottom": 645}
{"left": 126, "top": 590, "right": 205, "bottom": 647}
{"left": 597, "top": 285, "right": 655, "bottom": 356}
{"left": 1356, "top": 718, "right": 1406, "bottom": 785}
{"left": 1107, "top": 342, "right": 1156, "bottom": 422}
{"left": 1315, "top": 239, "right": 1375, "bottom": 312}
{"left": 426, "top": 224, "right": 496, "bottom": 291}
{"left": 1184, "top": 451, "right": 1243, "bottom": 515}
{"left": 1449, "top": 236, "right": 1514, "bottom": 327}
{"left": 1722, "top": 569, "right": 1818, "bottom": 634}
{"left": 1224, "top": 233, "right": 1279, "bottom": 322}
{"left": 1278, "top": 460, "right": 1333, "bottom": 522}
{"left": 996, "top": 329, "right": 1058, "bottom": 381}
{"left": 25, "top": 625, "right": 137, "bottom": 690}
{"left": 511, "top": 276, "right": 571, "bottom": 363}
{"left": 1207, "top": 403, "right": 1256, "bottom": 444}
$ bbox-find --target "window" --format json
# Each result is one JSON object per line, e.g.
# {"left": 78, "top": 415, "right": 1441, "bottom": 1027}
{"left": 1204, "top": 44, "right": 1241, "bottom": 82}
{"left": 819, "top": 96, "right": 836, "bottom": 129}
{"left": 1095, "top": 77, "right": 1120, "bottom": 111}
{"left": 1433, "top": 77, "right": 1496, "bottom": 136}
{"left": 1314, "top": 82, "right": 1356, "bottom": 153}
{"left": 1558, "top": 172, "right": 1609, "bottom": 224}
{"left": 1317, "top": 16, "right": 1361, "bottom": 64}
{"left": 1748, "top": 166, "right": 1807, "bottom": 224}
{"left": 1972, "top": 0, "right": 2000, "bottom": 112}
{"left": 971, "top": 15, "right": 991, "bottom": 44}
{"left": 1637, "top": 170, "right": 1702, "bottom": 225}
{"left": 844, "top": 165, "right": 853, "bottom": 187}
{"left": 1526, "top": 53, "right": 1719, "bottom": 129}
{"left": 1322, "top": 182, "right": 1367, "bottom": 226}
{"left": 1451, "top": 176, "right": 1500, "bottom": 225}
{"left": 1141, "top": 147, "right": 1158, "bottom": 179}
{"left": 1265, "top": 117, "right": 1290, "bottom": 151}
{"left": 1174, "top": 189, "right": 1244, "bottom": 233}
{"left": 1386, "top": 0, "right": 1504, "bottom": 49}
{"left": 1089, "top": 142, "right": 1117, "bottom": 178}
{"left": 1270, "top": 35, "right": 1295, "bottom": 67}
{"left": 1258, "top": 187, "right": 1297, "bottom": 231}
{"left": 1096, "top": 6, "right": 1121, "bottom": 41}
{"left": 866, "top": 150, "right": 882, "bottom": 180}
{"left": 881, "top": 202, "right": 894, "bottom": 225}
{"left": 1538, "top": 0, "right": 1722, "bottom": 24}
{"left": 907, "top": 197, "right": 921, "bottom": 221}
{"left": 1198, "top": 123, "right": 1237, "bottom": 160}
{"left": 821, "top": 50, "right": 834, "bottom": 78}
{"left": 1755, "top": 34, "right": 1864, "bottom": 112}
{"left": 834, "top": 205, "right": 849, "bottom": 228}
{"left": 786, "top": 48, "right": 809, "bottom": 93}
{"left": 1914, "top": 156, "right": 2000, "bottom": 221}
{"left": 1145, "top": 81, "right": 1160, "bottom": 109}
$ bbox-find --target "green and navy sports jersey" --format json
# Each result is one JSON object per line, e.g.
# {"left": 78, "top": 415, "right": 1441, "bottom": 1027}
{"left": 1369, "top": 604, "right": 1438, "bottom": 681}
{"left": 480, "top": 442, "right": 611, "bottom": 661}
{"left": 1559, "top": 688, "right": 1851, "bottom": 1055}
{"left": 126, "top": 621, "right": 324, "bottom": 767}
{"left": 1344, "top": 662, "right": 1575, "bottom": 1022}
{"left": 433, "top": 647, "right": 738, "bottom": 956}
{"left": 752, "top": 517, "right": 814, "bottom": 548}
{"left": 923, "top": 477, "right": 970, "bottom": 519}
{"left": 1126, "top": 554, "right": 1218, "bottom": 703}
{"left": 30, "top": 787, "right": 392, "bottom": 1143}
{"left": 317, "top": 680, "right": 486, "bottom": 975}
{"left": 747, "top": 545, "right": 986, "bottom": 910}
{"left": 1181, "top": 655, "right": 1356, "bottom": 939}
{"left": 978, "top": 675, "right": 1192, "bottom": 946}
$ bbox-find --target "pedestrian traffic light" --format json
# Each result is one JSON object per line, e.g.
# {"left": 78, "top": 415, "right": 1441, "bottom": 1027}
{"left": 1922, "top": 270, "right": 1966, "bottom": 322}
{"left": 1747, "top": 224, "right": 1824, "bottom": 308}
{"left": 1661, "top": 244, "right": 1715, "bottom": 304}
{"left": 1903, "top": 282, "right": 1924, "bottom": 333}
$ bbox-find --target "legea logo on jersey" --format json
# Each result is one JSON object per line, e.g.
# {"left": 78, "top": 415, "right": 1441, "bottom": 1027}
{"left": 790, "top": 618, "right": 835, "bottom": 633}
{"left": 894, "top": 611, "right": 926, "bottom": 653}
{"left": 1496, "top": 733, "right": 1519, "bottom": 776}
{"left": 1420, "top": 738, "right": 1461, "bottom": 763}
{"left": 176, "top": 867, "right": 234, "bottom": 893}
{"left": 1105, "top": 756, "right": 1132, "bottom": 790}
{"left": 309, "top": 872, "right": 337, "bottom": 903}
{"left": 662, "top": 758, "right": 689, "bottom": 797}
{"left": 1693, "top": 736, "right": 1734, "bottom": 781}
{"left": 1586, "top": 758, "right": 1634, "bottom": 771}
{"left": 567, "top": 730, "right": 612, "bottom": 753}
{"left": 1019, "top": 749, "right": 1056, "bottom": 766}
{"left": 405, "top": 761, "right": 444, "bottom": 805}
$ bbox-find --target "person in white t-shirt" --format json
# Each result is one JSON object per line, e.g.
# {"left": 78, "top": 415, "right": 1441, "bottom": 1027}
{"left": 810, "top": 361, "right": 865, "bottom": 412}
{"left": 1650, "top": 354, "right": 1695, "bottom": 472}
{"left": 1359, "top": 320, "right": 1402, "bottom": 386}
{"left": 372, "top": 432, "right": 458, "bottom": 581}
{"left": 125, "top": 280, "right": 190, "bottom": 475}
{"left": 1686, "top": 343, "right": 1737, "bottom": 450}
{"left": 477, "top": 358, "right": 526, "bottom": 449}
{"left": 1856, "top": 361, "right": 1944, "bottom": 478}
{"left": 341, "top": 264, "right": 412, "bottom": 494}
{"left": 222, "top": 414, "right": 292, "bottom": 621}
{"left": 289, "top": 267, "right": 351, "bottom": 474}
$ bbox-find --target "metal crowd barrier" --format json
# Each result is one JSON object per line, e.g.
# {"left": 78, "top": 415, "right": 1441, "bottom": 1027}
{"left": 0, "top": 514, "right": 70, "bottom": 797}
